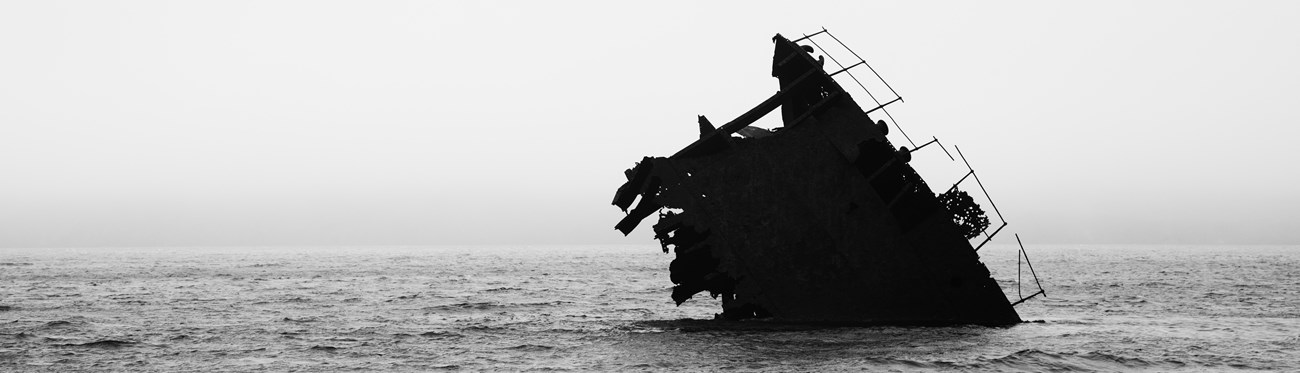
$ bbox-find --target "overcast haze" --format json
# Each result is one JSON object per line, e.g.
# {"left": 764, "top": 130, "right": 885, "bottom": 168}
{"left": 2, "top": 1, "right": 1298, "bottom": 247}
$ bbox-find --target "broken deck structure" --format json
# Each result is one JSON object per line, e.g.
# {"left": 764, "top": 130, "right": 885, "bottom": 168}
{"left": 612, "top": 32, "right": 1024, "bottom": 325}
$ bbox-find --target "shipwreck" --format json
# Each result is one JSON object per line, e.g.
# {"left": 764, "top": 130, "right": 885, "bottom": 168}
{"left": 612, "top": 30, "right": 1044, "bottom": 325}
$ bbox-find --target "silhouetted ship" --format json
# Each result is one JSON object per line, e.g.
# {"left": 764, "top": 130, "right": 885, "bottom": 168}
{"left": 612, "top": 31, "right": 1041, "bottom": 325}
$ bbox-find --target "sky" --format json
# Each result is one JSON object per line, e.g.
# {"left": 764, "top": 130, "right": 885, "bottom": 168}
{"left": 1, "top": 1, "right": 1298, "bottom": 247}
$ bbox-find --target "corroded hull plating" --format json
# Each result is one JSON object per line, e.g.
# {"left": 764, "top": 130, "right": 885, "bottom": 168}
{"left": 613, "top": 34, "right": 1020, "bottom": 325}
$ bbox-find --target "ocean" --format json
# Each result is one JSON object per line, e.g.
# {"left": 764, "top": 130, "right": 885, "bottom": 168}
{"left": 1, "top": 244, "right": 1296, "bottom": 371}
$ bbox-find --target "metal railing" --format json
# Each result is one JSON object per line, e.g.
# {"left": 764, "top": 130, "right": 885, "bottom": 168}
{"left": 1010, "top": 234, "right": 1047, "bottom": 307}
{"left": 799, "top": 28, "right": 1045, "bottom": 307}
{"left": 795, "top": 28, "right": 915, "bottom": 148}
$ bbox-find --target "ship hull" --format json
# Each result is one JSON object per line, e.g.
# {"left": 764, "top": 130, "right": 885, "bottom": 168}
{"left": 612, "top": 34, "right": 1020, "bottom": 325}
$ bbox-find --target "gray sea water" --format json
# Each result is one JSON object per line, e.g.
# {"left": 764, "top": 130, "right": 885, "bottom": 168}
{"left": 1, "top": 244, "right": 1297, "bottom": 371}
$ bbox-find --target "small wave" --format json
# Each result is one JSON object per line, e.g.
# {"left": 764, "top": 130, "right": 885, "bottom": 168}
{"left": 39, "top": 293, "right": 81, "bottom": 298}
{"left": 986, "top": 349, "right": 1091, "bottom": 371}
{"left": 424, "top": 302, "right": 496, "bottom": 311}
{"left": 518, "top": 301, "right": 573, "bottom": 307}
{"left": 40, "top": 320, "right": 81, "bottom": 329}
{"left": 0, "top": 262, "right": 32, "bottom": 266}
{"left": 3, "top": 332, "right": 35, "bottom": 339}
{"left": 1077, "top": 351, "right": 1165, "bottom": 368}
{"left": 504, "top": 344, "right": 555, "bottom": 352}
{"left": 423, "top": 300, "right": 574, "bottom": 313}
{"left": 1232, "top": 283, "right": 1276, "bottom": 289}
{"left": 283, "top": 316, "right": 322, "bottom": 323}
{"left": 463, "top": 325, "right": 511, "bottom": 333}
{"left": 985, "top": 349, "right": 1184, "bottom": 371}
{"left": 310, "top": 345, "right": 341, "bottom": 351}
{"left": 419, "top": 331, "right": 463, "bottom": 339}
{"left": 1137, "top": 281, "right": 1173, "bottom": 287}
{"left": 105, "top": 293, "right": 153, "bottom": 299}
{"left": 58, "top": 340, "right": 137, "bottom": 349}
{"left": 386, "top": 293, "right": 421, "bottom": 302}
{"left": 1042, "top": 318, "right": 1099, "bottom": 325}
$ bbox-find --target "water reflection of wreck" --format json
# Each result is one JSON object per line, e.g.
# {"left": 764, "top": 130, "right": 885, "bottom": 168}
{"left": 612, "top": 30, "right": 1043, "bottom": 325}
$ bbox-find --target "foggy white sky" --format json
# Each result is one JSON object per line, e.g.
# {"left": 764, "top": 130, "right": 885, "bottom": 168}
{"left": 2, "top": 1, "right": 1298, "bottom": 247}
